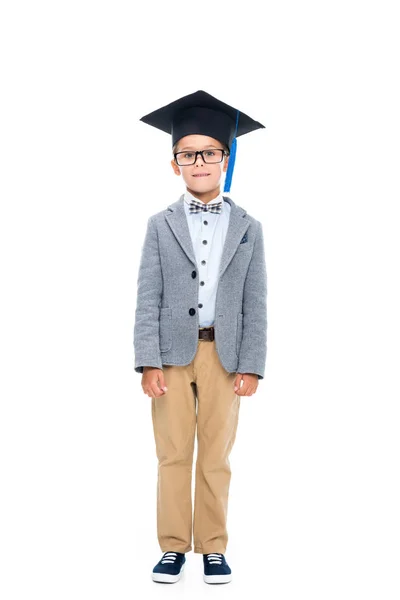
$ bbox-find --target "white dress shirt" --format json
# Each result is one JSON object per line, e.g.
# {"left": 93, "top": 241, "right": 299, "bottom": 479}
{"left": 183, "top": 189, "right": 231, "bottom": 327}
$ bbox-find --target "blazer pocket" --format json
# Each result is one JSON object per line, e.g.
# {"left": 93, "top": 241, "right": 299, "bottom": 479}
{"left": 236, "top": 312, "right": 244, "bottom": 356}
{"left": 236, "top": 243, "right": 253, "bottom": 254}
{"left": 159, "top": 307, "right": 172, "bottom": 352}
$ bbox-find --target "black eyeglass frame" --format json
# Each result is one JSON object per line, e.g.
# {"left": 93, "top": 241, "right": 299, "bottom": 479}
{"left": 173, "top": 149, "right": 229, "bottom": 166}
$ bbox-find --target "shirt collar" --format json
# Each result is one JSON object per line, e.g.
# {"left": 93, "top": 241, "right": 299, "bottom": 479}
{"left": 184, "top": 189, "right": 224, "bottom": 209}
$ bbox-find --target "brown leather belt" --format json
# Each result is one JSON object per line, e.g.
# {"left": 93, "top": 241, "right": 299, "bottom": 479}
{"left": 198, "top": 326, "right": 215, "bottom": 341}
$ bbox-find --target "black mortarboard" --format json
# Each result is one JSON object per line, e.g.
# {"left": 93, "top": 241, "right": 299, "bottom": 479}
{"left": 139, "top": 90, "right": 265, "bottom": 192}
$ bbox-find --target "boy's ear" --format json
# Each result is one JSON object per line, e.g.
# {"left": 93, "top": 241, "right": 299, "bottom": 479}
{"left": 223, "top": 155, "right": 229, "bottom": 173}
{"left": 171, "top": 158, "right": 181, "bottom": 176}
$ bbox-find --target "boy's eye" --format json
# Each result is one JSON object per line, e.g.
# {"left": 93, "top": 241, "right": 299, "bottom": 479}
{"left": 184, "top": 153, "right": 195, "bottom": 158}
{"left": 204, "top": 150, "right": 215, "bottom": 156}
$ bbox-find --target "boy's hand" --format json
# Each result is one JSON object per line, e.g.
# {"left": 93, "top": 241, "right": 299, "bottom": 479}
{"left": 234, "top": 373, "right": 259, "bottom": 396}
{"left": 142, "top": 367, "right": 168, "bottom": 398}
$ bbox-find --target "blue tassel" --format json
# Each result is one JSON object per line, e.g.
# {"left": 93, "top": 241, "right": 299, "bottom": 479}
{"left": 223, "top": 109, "right": 240, "bottom": 194}
{"left": 223, "top": 137, "right": 237, "bottom": 193}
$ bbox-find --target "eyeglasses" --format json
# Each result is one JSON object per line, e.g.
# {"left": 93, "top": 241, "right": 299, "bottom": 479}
{"left": 174, "top": 149, "right": 228, "bottom": 166}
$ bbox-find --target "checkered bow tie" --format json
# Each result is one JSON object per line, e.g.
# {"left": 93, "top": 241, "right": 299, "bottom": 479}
{"left": 188, "top": 198, "right": 222, "bottom": 215}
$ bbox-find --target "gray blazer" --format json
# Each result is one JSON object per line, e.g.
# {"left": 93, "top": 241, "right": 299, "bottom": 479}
{"left": 133, "top": 194, "right": 267, "bottom": 379}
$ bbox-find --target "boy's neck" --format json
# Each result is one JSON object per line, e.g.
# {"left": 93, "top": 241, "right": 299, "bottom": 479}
{"left": 186, "top": 186, "right": 222, "bottom": 204}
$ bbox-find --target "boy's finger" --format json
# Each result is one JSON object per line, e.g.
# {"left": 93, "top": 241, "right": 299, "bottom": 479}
{"left": 150, "top": 383, "right": 165, "bottom": 397}
{"left": 238, "top": 383, "right": 251, "bottom": 396}
{"left": 157, "top": 376, "right": 168, "bottom": 393}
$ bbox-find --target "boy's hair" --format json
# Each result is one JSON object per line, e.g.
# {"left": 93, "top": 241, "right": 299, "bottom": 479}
{"left": 172, "top": 139, "right": 230, "bottom": 158}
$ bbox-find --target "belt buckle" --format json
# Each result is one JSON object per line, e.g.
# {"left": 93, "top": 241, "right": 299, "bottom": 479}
{"left": 199, "top": 326, "right": 214, "bottom": 342}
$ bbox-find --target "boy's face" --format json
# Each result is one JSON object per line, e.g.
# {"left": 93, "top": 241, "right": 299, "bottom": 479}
{"left": 171, "top": 134, "right": 229, "bottom": 196}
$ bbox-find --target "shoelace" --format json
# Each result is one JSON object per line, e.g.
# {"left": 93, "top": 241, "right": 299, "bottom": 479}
{"left": 205, "top": 553, "right": 223, "bottom": 564}
{"left": 161, "top": 552, "right": 178, "bottom": 564}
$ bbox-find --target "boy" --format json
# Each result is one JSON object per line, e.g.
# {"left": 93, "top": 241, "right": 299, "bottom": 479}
{"left": 133, "top": 90, "right": 267, "bottom": 584}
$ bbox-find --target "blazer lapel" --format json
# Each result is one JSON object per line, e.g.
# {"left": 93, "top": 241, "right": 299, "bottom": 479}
{"left": 165, "top": 194, "right": 250, "bottom": 281}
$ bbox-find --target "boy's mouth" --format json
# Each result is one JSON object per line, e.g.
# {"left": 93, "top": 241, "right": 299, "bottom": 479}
{"left": 192, "top": 173, "right": 210, "bottom": 177}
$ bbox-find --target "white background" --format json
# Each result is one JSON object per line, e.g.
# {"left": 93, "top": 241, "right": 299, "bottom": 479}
{"left": 1, "top": 1, "right": 399, "bottom": 598}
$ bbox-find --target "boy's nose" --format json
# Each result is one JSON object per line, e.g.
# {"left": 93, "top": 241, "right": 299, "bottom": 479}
{"left": 194, "top": 153, "right": 204, "bottom": 164}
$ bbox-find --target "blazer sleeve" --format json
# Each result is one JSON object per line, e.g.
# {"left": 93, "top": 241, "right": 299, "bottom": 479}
{"left": 237, "top": 220, "right": 267, "bottom": 380}
{"left": 133, "top": 216, "right": 163, "bottom": 374}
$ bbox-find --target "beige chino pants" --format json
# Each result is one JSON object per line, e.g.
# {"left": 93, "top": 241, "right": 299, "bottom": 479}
{"left": 151, "top": 336, "right": 241, "bottom": 555}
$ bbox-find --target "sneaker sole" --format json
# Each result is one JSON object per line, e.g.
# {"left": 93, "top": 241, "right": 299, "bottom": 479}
{"left": 152, "top": 561, "right": 185, "bottom": 583}
{"left": 204, "top": 573, "right": 232, "bottom": 584}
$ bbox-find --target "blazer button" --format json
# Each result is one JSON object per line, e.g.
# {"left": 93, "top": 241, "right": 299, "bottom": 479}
{"left": 198, "top": 303, "right": 203, "bottom": 308}
{"left": 189, "top": 308, "right": 196, "bottom": 316}
{"left": 192, "top": 270, "right": 197, "bottom": 278}
{"left": 200, "top": 281, "right": 205, "bottom": 286}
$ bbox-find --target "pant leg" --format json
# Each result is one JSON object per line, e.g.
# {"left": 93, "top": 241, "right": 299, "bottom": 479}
{"left": 192, "top": 339, "right": 241, "bottom": 555}
{"left": 151, "top": 360, "right": 197, "bottom": 553}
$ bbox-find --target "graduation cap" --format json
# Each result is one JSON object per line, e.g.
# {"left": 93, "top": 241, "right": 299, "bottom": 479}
{"left": 139, "top": 90, "right": 265, "bottom": 193}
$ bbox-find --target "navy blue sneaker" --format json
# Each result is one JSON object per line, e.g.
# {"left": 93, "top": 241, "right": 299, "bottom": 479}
{"left": 152, "top": 551, "right": 186, "bottom": 583}
{"left": 203, "top": 553, "right": 232, "bottom": 584}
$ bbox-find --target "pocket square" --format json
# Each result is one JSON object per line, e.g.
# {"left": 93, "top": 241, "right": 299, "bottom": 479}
{"left": 239, "top": 232, "right": 248, "bottom": 244}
